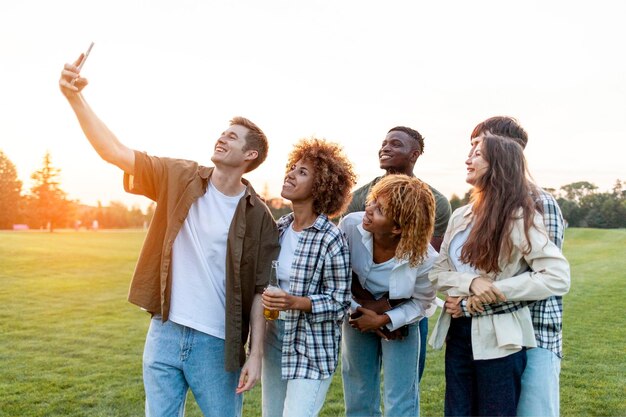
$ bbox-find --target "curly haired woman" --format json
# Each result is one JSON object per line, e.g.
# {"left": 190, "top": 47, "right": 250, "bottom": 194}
{"left": 339, "top": 174, "right": 438, "bottom": 417}
{"left": 261, "top": 138, "right": 356, "bottom": 417}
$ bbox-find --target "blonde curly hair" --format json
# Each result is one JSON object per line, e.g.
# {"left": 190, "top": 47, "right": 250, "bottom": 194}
{"left": 367, "top": 175, "right": 435, "bottom": 267}
{"left": 286, "top": 138, "right": 357, "bottom": 217}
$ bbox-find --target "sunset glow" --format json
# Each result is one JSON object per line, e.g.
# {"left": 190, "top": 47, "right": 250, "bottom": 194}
{"left": 1, "top": 1, "right": 624, "bottom": 210}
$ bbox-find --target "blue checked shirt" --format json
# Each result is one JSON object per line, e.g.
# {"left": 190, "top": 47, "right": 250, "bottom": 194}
{"left": 460, "top": 188, "right": 566, "bottom": 356}
{"left": 277, "top": 213, "right": 351, "bottom": 380}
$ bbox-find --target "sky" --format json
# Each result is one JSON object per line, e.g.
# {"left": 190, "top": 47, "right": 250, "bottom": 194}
{"left": 1, "top": 0, "right": 624, "bottom": 211}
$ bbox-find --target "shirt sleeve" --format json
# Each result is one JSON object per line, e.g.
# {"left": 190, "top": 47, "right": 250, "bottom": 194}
{"left": 537, "top": 190, "right": 565, "bottom": 250}
{"left": 428, "top": 210, "right": 480, "bottom": 296}
{"left": 492, "top": 215, "right": 570, "bottom": 300}
{"left": 460, "top": 298, "right": 531, "bottom": 317}
{"left": 254, "top": 208, "right": 281, "bottom": 294}
{"left": 344, "top": 182, "right": 371, "bottom": 215}
{"left": 307, "top": 233, "right": 352, "bottom": 323}
{"left": 385, "top": 259, "right": 437, "bottom": 331}
{"left": 123, "top": 151, "right": 166, "bottom": 201}
{"left": 430, "top": 186, "right": 452, "bottom": 239}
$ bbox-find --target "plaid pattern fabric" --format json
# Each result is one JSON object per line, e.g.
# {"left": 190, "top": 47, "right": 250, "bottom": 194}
{"left": 461, "top": 188, "right": 566, "bottom": 356}
{"left": 276, "top": 213, "right": 351, "bottom": 379}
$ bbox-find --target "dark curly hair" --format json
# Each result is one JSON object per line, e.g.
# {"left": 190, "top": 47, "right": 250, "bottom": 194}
{"left": 286, "top": 138, "right": 357, "bottom": 217}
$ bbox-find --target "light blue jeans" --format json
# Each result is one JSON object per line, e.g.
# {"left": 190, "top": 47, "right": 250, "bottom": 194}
{"left": 342, "top": 319, "right": 421, "bottom": 417}
{"left": 517, "top": 347, "right": 561, "bottom": 417}
{"left": 262, "top": 319, "right": 333, "bottom": 417}
{"left": 143, "top": 317, "right": 243, "bottom": 417}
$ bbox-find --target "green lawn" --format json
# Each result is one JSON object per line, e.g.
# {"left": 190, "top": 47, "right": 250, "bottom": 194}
{"left": 0, "top": 228, "right": 624, "bottom": 416}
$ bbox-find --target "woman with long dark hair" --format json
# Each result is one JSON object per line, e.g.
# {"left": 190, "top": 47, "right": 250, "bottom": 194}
{"left": 429, "top": 135, "right": 570, "bottom": 417}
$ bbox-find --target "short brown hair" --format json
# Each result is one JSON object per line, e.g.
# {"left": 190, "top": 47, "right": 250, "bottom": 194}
{"left": 230, "top": 116, "right": 268, "bottom": 172}
{"left": 286, "top": 138, "right": 356, "bottom": 217}
{"left": 471, "top": 116, "right": 528, "bottom": 149}
{"left": 367, "top": 175, "right": 435, "bottom": 267}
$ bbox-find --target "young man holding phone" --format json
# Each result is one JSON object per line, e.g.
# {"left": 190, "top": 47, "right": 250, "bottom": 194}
{"left": 59, "top": 49, "right": 280, "bottom": 417}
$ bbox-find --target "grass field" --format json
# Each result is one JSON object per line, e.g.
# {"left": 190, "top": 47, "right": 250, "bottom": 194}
{"left": 1, "top": 228, "right": 625, "bottom": 416}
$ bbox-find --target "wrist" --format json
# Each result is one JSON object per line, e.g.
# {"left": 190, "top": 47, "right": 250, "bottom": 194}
{"left": 247, "top": 349, "right": 263, "bottom": 360}
{"left": 379, "top": 313, "right": 391, "bottom": 327}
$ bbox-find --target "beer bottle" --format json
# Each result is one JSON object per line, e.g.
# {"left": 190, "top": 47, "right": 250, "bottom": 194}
{"left": 263, "top": 260, "right": 280, "bottom": 320}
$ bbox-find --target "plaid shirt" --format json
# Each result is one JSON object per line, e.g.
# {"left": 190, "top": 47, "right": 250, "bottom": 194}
{"left": 277, "top": 213, "right": 351, "bottom": 379}
{"left": 461, "top": 188, "right": 566, "bottom": 356}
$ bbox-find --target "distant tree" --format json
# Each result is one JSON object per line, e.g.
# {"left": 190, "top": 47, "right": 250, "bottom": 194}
{"left": 560, "top": 181, "right": 598, "bottom": 203}
{"left": 0, "top": 150, "right": 23, "bottom": 229}
{"left": 28, "top": 151, "right": 73, "bottom": 232}
{"left": 557, "top": 198, "right": 584, "bottom": 227}
{"left": 266, "top": 197, "right": 292, "bottom": 220}
{"left": 557, "top": 179, "right": 625, "bottom": 228}
{"left": 449, "top": 194, "right": 463, "bottom": 212}
{"left": 612, "top": 179, "right": 625, "bottom": 199}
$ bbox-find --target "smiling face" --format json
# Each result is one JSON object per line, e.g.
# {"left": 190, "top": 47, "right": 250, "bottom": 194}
{"left": 362, "top": 196, "right": 400, "bottom": 236}
{"left": 281, "top": 158, "right": 316, "bottom": 203}
{"left": 465, "top": 143, "right": 489, "bottom": 185}
{"left": 468, "top": 131, "right": 487, "bottom": 158}
{"left": 378, "top": 131, "right": 420, "bottom": 174}
{"left": 210, "top": 124, "right": 257, "bottom": 170}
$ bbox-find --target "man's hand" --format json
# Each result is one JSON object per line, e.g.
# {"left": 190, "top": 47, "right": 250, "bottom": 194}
{"left": 349, "top": 307, "right": 390, "bottom": 334}
{"left": 466, "top": 295, "right": 486, "bottom": 314}
{"left": 59, "top": 55, "right": 89, "bottom": 98}
{"left": 236, "top": 352, "right": 261, "bottom": 394}
{"left": 445, "top": 296, "right": 464, "bottom": 318}
{"left": 469, "top": 276, "right": 507, "bottom": 304}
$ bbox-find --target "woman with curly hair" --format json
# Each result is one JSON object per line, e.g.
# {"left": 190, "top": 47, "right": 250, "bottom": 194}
{"left": 429, "top": 135, "right": 570, "bottom": 416}
{"left": 339, "top": 174, "right": 438, "bottom": 417}
{"left": 261, "top": 138, "right": 356, "bottom": 417}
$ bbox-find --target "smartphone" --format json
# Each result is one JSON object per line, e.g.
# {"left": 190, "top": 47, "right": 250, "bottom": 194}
{"left": 77, "top": 42, "right": 95, "bottom": 71}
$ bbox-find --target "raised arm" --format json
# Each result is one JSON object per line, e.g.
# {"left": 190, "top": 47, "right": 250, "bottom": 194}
{"left": 59, "top": 54, "right": 135, "bottom": 174}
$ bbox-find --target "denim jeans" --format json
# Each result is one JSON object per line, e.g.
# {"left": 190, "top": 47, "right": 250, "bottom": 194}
{"left": 517, "top": 347, "right": 561, "bottom": 417}
{"left": 342, "top": 319, "right": 421, "bottom": 417}
{"left": 444, "top": 317, "right": 526, "bottom": 417}
{"left": 143, "top": 317, "right": 243, "bottom": 417}
{"left": 418, "top": 317, "right": 428, "bottom": 381}
{"left": 262, "top": 320, "right": 333, "bottom": 417}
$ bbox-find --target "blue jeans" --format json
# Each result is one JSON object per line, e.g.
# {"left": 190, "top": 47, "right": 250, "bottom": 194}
{"left": 517, "top": 347, "right": 561, "bottom": 417}
{"left": 444, "top": 317, "right": 526, "bottom": 417}
{"left": 262, "top": 320, "right": 333, "bottom": 417}
{"left": 342, "top": 319, "right": 421, "bottom": 417}
{"left": 143, "top": 317, "right": 243, "bottom": 417}
{"left": 418, "top": 317, "right": 428, "bottom": 381}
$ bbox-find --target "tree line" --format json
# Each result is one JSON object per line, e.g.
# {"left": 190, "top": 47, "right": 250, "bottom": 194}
{"left": 1, "top": 149, "right": 624, "bottom": 230}
{"left": 0, "top": 150, "right": 154, "bottom": 231}
{"left": 449, "top": 180, "right": 626, "bottom": 229}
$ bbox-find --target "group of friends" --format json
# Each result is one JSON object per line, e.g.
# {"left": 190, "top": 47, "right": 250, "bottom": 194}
{"left": 60, "top": 52, "right": 570, "bottom": 417}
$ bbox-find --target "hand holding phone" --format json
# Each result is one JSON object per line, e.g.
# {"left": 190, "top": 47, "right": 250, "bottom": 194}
{"left": 71, "top": 42, "right": 94, "bottom": 85}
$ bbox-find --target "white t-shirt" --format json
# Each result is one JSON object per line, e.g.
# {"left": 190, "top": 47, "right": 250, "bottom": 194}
{"left": 449, "top": 222, "right": 480, "bottom": 274}
{"left": 363, "top": 258, "right": 395, "bottom": 299}
{"left": 169, "top": 181, "right": 244, "bottom": 339}
{"left": 277, "top": 224, "right": 302, "bottom": 291}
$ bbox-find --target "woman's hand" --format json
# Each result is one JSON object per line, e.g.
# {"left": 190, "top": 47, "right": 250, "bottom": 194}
{"left": 262, "top": 288, "right": 312, "bottom": 312}
{"left": 466, "top": 295, "right": 486, "bottom": 314}
{"left": 349, "top": 307, "right": 390, "bottom": 334}
{"left": 469, "top": 276, "right": 507, "bottom": 304}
